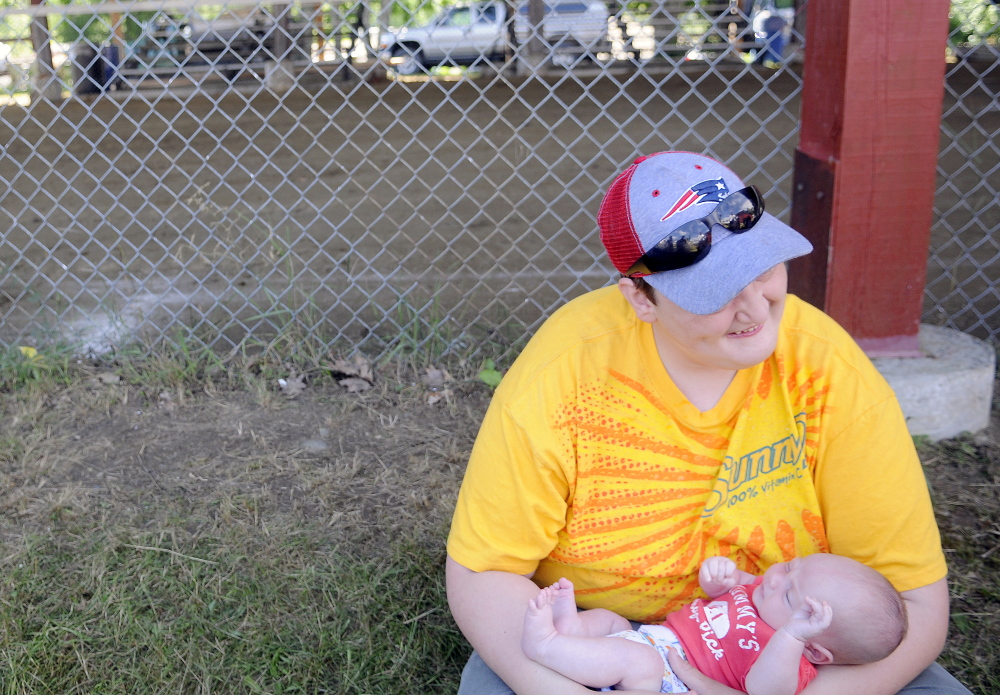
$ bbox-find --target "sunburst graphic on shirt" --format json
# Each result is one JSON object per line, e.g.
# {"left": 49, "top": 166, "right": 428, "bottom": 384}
{"left": 543, "top": 361, "right": 830, "bottom": 620}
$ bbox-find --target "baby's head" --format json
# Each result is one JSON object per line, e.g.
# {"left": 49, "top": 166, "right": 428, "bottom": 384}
{"left": 752, "top": 553, "right": 907, "bottom": 666}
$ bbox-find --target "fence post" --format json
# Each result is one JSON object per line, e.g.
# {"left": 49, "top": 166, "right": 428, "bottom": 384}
{"left": 28, "top": 0, "right": 61, "bottom": 101}
{"left": 378, "top": 0, "right": 393, "bottom": 59}
{"left": 524, "top": 0, "right": 546, "bottom": 68}
{"left": 788, "top": 0, "right": 951, "bottom": 356}
{"left": 265, "top": 3, "right": 295, "bottom": 91}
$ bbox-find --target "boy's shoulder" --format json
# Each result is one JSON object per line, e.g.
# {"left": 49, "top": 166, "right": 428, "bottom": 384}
{"left": 778, "top": 294, "right": 898, "bottom": 412}
{"left": 496, "top": 286, "right": 640, "bottom": 401}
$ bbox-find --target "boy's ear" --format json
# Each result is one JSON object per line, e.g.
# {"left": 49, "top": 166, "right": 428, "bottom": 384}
{"left": 618, "top": 278, "right": 658, "bottom": 324}
{"left": 802, "top": 641, "right": 834, "bottom": 666}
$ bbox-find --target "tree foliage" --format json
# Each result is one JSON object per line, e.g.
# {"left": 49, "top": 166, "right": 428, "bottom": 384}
{"left": 949, "top": 0, "right": 1000, "bottom": 45}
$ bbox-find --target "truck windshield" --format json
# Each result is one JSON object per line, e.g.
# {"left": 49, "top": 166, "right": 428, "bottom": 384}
{"left": 443, "top": 8, "right": 472, "bottom": 27}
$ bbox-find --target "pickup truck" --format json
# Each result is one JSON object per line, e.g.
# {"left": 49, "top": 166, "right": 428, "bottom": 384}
{"left": 378, "top": 1, "right": 612, "bottom": 74}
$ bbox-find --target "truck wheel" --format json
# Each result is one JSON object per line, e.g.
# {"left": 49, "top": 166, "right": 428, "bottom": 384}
{"left": 392, "top": 46, "right": 426, "bottom": 75}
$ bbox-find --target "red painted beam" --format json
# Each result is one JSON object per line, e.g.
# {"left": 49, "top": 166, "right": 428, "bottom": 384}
{"left": 788, "top": 0, "right": 951, "bottom": 357}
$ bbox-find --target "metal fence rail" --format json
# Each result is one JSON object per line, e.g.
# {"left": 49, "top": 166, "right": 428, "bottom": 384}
{"left": 0, "top": 0, "right": 996, "bottom": 363}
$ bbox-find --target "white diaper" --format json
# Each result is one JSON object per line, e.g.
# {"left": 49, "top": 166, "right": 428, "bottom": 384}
{"left": 604, "top": 624, "right": 690, "bottom": 693}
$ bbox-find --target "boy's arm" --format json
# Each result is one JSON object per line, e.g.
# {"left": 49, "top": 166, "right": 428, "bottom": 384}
{"left": 447, "top": 556, "right": 584, "bottom": 695}
{"left": 743, "top": 597, "right": 832, "bottom": 695}
{"left": 700, "top": 556, "right": 758, "bottom": 599}
{"left": 446, "top": 556, "right": 653, "bottom": 695}
{"left": 668, "top": 581, "right": 954, "bottom": 695}
{"left": 799, "top": 579, "right": 951, "bottom": 695}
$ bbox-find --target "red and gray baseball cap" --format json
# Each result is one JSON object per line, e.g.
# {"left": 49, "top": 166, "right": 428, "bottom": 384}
{"left": 599, "top": 151, "right": 813, "bottom": 315}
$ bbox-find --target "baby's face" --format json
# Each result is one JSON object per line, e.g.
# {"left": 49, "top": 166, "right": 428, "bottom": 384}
{"left": 751, "top": 555, "right": 838, "bottom": 630}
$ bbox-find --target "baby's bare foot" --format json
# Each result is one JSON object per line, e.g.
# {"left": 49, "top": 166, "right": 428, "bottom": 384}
{"left": 550, "top": 577, "right": 583, "bottom": 635}
{"left": 521, "top": 590, "right": 559, "bottom": 661}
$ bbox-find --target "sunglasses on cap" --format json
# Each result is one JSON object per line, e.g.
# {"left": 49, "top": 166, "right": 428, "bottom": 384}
{"left": 626, "top": 186, "right": 765, "bottom": 276}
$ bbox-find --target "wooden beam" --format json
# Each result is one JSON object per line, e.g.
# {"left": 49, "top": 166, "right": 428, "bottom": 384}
{"left": 788, "top": 0, "right": 951, "bottom": 356}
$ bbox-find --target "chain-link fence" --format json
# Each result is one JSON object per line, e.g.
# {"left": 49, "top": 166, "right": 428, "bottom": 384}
{"left": 927, "top": 1, "right": 1000, "bottom": 345}
{"left": 0, "top": 0, "right": 996, "bottom": 362}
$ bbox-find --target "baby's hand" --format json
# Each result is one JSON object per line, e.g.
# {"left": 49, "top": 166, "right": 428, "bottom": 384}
{"left": 699, "top": 556, "right": 739, "bottom": 593}
{"left": 784, "top": 596, "right": 833, "bottom": 642}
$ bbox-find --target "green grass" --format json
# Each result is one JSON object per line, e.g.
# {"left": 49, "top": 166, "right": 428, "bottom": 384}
{"left": 0, "top": 530, "right": 468, "bottom": 694}
{"left": 0, "top": 344, "right": 78, "bottom": 392}
{"left": 918, "top": 432, "right": 1000, "bottom": 694}
{"left": 110, "top": 332, "right": 226, "bottom": 392}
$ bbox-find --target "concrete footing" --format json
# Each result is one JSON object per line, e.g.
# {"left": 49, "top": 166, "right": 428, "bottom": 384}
{"left": 871, "top": 324, "right": 996, "bottom": 442}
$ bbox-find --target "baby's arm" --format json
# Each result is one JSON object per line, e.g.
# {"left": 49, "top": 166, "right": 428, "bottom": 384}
{"left": 744, "top": 597, "right": 832, "bottom": 695}
{"left": 699, "top": 556, "right": 757, "bottom": 599}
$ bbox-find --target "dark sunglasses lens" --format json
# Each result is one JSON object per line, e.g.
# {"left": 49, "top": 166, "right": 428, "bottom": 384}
{"left": 715, "top": 187, "right": 762, "bottom": 230}
{"left": 626, "top": 187, "right": 765, "bottom": 276}
{"left": 641, "top": 220, "right": 711, "bottom": 272}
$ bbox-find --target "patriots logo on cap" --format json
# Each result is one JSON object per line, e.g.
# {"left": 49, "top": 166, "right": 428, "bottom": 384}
{"left": 660, "top": 179, "right": 729, "bottom": 221}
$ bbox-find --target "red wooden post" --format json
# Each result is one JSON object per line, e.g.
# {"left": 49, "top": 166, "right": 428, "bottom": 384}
{"left": 788, "top": 0, "right": 951, "bottom": 357}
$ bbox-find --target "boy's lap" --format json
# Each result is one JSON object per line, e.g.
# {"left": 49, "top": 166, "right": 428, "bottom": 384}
{"left": 456, "top": 652, "right": 973, "bottom": 695}
{"left": 458, "top": 651, "right": 515, "bottom": 695}
{"left": 900, "top": 664, "right": 972, "bottom": 695}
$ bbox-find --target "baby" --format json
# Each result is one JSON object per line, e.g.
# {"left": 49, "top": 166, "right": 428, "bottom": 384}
{"left": 521, "top": 554, "right": 908, "bottom": 695}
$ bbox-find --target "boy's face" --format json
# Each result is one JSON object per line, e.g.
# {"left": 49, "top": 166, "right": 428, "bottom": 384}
{"left": 752, "top": 554, "right": 839, "bottom": 630}
{"left": 634, "top": 263, "right": 788, "bottom": 374}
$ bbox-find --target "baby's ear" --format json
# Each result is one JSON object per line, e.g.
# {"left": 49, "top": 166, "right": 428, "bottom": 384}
{"left": 803, "top": 642, "right": 834, "bottom": 666}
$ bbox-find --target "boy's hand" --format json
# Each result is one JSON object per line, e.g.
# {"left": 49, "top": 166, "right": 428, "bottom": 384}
{"left": 699, "top": 556, "right": 739, "bottom": 595}
{"left": 667, "top": 648, "right": 742, "bottom": 695}
{"left": 784, "top": 596, "right": 833, "bottom": 642}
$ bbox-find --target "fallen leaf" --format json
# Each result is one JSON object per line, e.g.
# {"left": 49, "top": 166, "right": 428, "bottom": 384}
{"left": 421, "top": 367, "right": 446, "bottom": 390}
{"left": 279, "top": 371, "right": 307, "bottom": 398}
{"left": 427, "top": 387, "right": 453, "bottom": 406}
{"left": 358, "top": 363, "right": 374, "bottom": 382}
{"left": 339, "top": 377, "right": 371, "bottom": 393}
{"left": 158, "top": 391, "right": 176, "bottom": 414}
{"left": 478, "top": 359, "right": 503, "bottom": 389}
{"left": 326, "top": 355, "right": 374, "bottom": 383}
{"left": 328, "top": 358, "right": 356, "bottom": 375}
{"left": 350, "top": 354, "right": 373, "bottom": 382}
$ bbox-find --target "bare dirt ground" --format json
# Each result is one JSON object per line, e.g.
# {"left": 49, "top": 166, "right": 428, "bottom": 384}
{"left": 0, "top": 368, "right": 492, "bottom": 550}
{"left": 0, "top": 68, "right": 816, "bottom": 351}
{"left": 2, "top": 63, "right": 995, "bottom": 351}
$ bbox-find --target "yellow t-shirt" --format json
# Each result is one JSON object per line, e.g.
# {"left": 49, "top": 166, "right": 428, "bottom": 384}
{"left": 447, "top": 287, "right": 946, "bottom": 622}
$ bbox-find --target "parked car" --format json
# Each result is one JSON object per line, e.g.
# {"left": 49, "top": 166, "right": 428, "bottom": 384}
{"left": 378, "top": 1, "right": 612, "bottom": 74}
